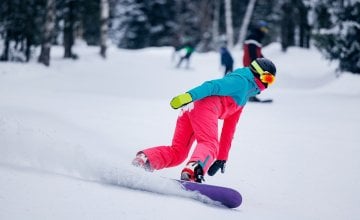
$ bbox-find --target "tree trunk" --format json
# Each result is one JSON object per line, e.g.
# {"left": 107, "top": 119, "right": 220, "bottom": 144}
{"left": 63, "top": 0, "right": 76, "bottom": 59}
{"left": 25, "top": 35, "right": 32, "bottom": 62}
{"left": 1, "top": 33, "right": 10, "bottom": 61}
{"left": 100, "top": 0, "right": 109, "bottom": 58}
{"left": 237, "top": 0, "right": 257, "bottom": 47}
{"left": 281, "top": 2, "right": 295, "bottom": 52}
{"left": 1, "top": 0, "right": 10, "bottom": 61}
{"left": 297, "top": 0, "right": 310, "bottom": 48}
{"left": 197, "top": 0, "right": 213, "bottom": 52}
{"left": 38, "top": 0, "right": 55, "bottom": 66}
{"left": 224, "top": 0, "right": 234, "bottom": 48}
{"left": 212, "top": 0, "right": 220, "bottom": 47}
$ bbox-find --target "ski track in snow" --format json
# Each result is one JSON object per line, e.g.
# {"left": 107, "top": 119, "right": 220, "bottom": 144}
{"left": 0, "top": 112, "right": 218, "bottom": 207}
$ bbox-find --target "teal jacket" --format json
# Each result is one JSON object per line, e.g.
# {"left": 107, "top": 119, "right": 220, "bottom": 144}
{"left": 187, "top": 67, "right": 263, "bottom": 107}
{"left": 185, "top": 67, "right": 265, "bottom": 160}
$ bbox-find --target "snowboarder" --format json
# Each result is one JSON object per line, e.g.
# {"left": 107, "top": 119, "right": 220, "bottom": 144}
{"left": 220, "top": 46, "right": 234, "bottom": 75}
{"left": 243, "top": 20, "right": 272, "bottom": 102}
{"left": 132, "top": 58, "right": 277, "bottom": 183}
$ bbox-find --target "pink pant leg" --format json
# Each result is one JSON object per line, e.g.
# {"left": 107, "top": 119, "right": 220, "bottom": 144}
{"left": 142, "top": 109, "right": 195, "bottom": 170}
{"left": 187, "top": 97, "right": 220, "bottom": 173}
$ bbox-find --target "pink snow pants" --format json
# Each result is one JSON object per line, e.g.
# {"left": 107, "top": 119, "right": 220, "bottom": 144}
{"left": 142, "top": 96, "right": 221, "bottom": 173}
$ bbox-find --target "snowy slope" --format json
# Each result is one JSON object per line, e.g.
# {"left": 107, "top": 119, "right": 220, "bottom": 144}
{"left": 0, "top": 43, "right": 359, "bottom": 220}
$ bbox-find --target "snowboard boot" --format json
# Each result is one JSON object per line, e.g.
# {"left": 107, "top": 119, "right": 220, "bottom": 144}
{"left": 131, "top": 152, "right": 154, "bottom": 172}
{"left": 248, "top": 96, "right": 261, "bottom": 102}
{"left": 180, "top": 161, "right": 204, "bottom": 183}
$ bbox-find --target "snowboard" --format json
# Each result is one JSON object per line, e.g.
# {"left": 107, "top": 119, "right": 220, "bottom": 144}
{"left": 255, "top": 99, "right": 273, "bottom": 103}
{"left": 248, "top": 97, "right": 273, "bottom": 103}
{"left": 177, "top": 180, "right": 242, "bottom": 208}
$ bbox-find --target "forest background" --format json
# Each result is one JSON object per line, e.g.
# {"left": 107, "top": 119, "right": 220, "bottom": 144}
{"left": 0, "top": 0, "right": 359, "bottom": 73}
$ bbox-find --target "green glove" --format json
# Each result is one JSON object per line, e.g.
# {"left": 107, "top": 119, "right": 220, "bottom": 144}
{"left": 170, "top": 93, "right": 193, "bottom": 109}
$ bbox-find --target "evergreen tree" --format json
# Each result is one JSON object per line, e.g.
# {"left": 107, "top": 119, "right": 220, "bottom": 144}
{"left": 195, "top": 0, "right": 215, "bottom": 52}
{"left": 277, "top": 0, "right": 310, "bottom": 51}
{"left": 147, "top": 1, "right": 177, "bottom": 47}
{"left": 62, "top": 0, "right": 78, "bottom": 58}
{"left": 82, "top": 0, "right": 101, "bottom": 46}
{"left": 175, "top": 0, "right": 201, "bottom": 46}
{"left": 111, "top": 0, "right": 149, "bottom": 49}
{"left": 280, "top": 1, "right": 295, "bottom": 51}
{"left": 38, "top": 0, "right": 56, "bottom": 66}
{"left": 313, "top": 0, "right": 360, "bottom": 73}
{"left": 110, "top": 0, "right": 179, "bottom": 49}
{"left": 0, "top": 0, "right": 44, "bottom": 62}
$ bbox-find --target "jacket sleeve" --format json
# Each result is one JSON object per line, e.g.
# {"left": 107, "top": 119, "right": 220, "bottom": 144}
{"left": 217, "top": 109, "right": 242, "bottom": 160}
{"left": 187, "top": 73, "right": 247, "bottom": 102}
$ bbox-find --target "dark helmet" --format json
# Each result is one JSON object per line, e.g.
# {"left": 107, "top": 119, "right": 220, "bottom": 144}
{"left": 256, "top": 20, "right": 268, "bottom": 28}
{"left": 255, "top": 20, "right": 269, "bottom": 33}
{"left": 250, "top": 58, "right": 276, "bottom": 76}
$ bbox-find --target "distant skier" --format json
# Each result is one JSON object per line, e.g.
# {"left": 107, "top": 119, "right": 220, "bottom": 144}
{"left": 176, "top": 43, "right": 195, "bottom": 69}
{"left": 243, "top": 20, "right": 272, "bottom": 103}
{"left": 220, "top": 46, "right": 234, "bottom": 75}
{"left": 132, "top": 58, "right": 277, "bottom": 183}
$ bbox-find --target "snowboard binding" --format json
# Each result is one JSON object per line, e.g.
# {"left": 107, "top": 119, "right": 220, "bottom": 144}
{"left": 181, "top": 161, "right": 204, "bottom": 183}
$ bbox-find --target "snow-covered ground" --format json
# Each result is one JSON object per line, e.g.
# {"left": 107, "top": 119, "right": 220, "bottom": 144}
{"left": 0, "top": 43, "right": 359, "bottom": 219}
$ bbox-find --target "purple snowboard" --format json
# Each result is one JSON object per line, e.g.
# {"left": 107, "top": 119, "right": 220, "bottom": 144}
{"left": 178, "top": 180, "right": 242, "bottom": 208}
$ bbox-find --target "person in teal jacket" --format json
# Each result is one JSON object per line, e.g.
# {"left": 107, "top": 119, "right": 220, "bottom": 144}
{"left": 132, "top": 58, "right": 277, "bottom": 183}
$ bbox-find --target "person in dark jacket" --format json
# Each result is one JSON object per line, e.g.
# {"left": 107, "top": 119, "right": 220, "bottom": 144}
{"left": 243, "top": 20, "right": 271, "bottom": 102}
{"left": 220, "top": 46, "right": 234, "bottom": 75}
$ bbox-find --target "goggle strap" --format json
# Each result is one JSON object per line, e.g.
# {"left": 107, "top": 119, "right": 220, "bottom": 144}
{"left": 251, "top": 61, "right": 264, "bottom": 75}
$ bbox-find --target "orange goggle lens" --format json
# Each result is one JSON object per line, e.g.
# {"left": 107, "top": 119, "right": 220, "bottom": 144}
{"left": 260, "top": 73, "right": 275, "bottom": 85}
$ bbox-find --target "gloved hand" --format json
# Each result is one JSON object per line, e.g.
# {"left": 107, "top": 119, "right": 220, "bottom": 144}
{"left": 207, "top": 160, "right": 226, "bottom": 176}
{"left": 170, "top": 93, "right": 193, "bottom": 109}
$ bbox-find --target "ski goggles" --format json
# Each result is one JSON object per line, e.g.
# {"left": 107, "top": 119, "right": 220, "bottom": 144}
{"left": 251, "top": 60, "right": 276, "bottom": 85}
{"left": 259, "top": 72, "right": 275, "bottom": 85}
{"left": 260, "top": 26, "right": 269, "bottom": 33}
